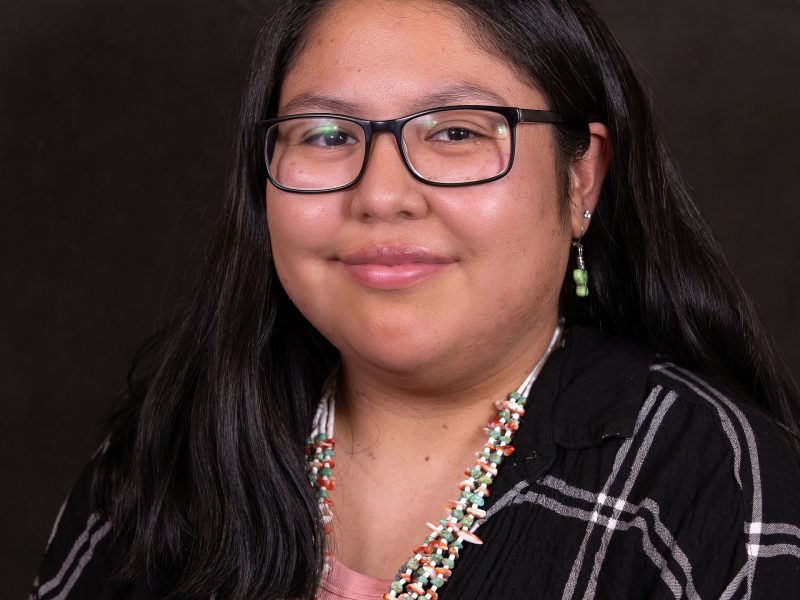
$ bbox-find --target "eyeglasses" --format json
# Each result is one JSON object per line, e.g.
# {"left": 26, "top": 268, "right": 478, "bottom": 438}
{"left": 255, "top": 105, "right": 579, "bottom": 193}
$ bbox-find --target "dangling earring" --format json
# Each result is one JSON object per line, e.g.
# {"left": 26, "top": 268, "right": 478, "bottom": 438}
{"left": 572, "top": 210, "right": 591, "bottom": 298}
{"left": 572, "top": 240, "right": 589, "bottom": 297}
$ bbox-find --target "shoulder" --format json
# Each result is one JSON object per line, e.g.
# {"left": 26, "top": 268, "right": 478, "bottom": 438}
{"left": 31, "top": 443, "right": 117, "bottom": 600}
{"left": 630, "top": 362, "right": 800, "bottom": 594}
{"left": 554, "top": 327, "right": 800, "bottom": 510}
{"left": 554, "top": 328, "right": 800, "bottom": 594}
{"left": 646, "top": 361, "right": 800, "bottom": 504}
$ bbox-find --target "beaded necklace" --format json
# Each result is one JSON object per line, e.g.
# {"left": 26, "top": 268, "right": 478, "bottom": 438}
{"left": 306, "top": 322, "right": 563, "bottom": 599}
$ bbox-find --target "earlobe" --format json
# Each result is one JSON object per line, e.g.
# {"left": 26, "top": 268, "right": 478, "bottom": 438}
{"left": 569, "top": 122, "right": 611, "bottom": 238}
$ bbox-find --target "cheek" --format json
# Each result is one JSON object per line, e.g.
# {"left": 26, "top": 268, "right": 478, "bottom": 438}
{"left": 441, "top": 165, "right": 566, "bottom": 267}
{"left": 439, "top": 157, "right": 569, "bottom": 317}
{"left": 266, "top": 192, "right": 337, "bottom": 297}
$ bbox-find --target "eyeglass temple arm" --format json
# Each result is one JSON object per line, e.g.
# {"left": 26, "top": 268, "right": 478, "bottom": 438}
{"left": 517, "top": 108, "right": 570, "bottom": 124}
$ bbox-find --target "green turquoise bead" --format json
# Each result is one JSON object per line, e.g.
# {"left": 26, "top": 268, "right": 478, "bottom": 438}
{"left": 391, "top": 581, "right": 404, "bottom": 593}
{"left": 576, "top": 285, "right": 589, "bottom": 298}
{"left": 573, "top": 268, "right": 588, "bottom": 285}
{"left": 432, "top": 576, "right": 445, "bottom": 587}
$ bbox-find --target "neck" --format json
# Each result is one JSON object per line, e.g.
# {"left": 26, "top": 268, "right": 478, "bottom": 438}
{"left": 334, "top": 319, "right": 562, "bottom": 462}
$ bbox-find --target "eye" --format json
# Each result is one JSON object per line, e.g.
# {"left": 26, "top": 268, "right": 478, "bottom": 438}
{"left": 428, "top": 127, "right": 483, "bottom": 142}
{"left": 302, "top": 123, "right": 359, "bottom": 148}
{"left": 414, "top": 111, "right": 501, "bottom": 145}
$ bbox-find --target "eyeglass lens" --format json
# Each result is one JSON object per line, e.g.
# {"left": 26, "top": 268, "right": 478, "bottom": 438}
{"left": 265, "top": 109, "right": 512, "bottom": 191}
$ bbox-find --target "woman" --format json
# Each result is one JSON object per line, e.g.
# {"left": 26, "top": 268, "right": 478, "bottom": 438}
{"left": 32, "top": 0, "right": 800, "bottom": 598}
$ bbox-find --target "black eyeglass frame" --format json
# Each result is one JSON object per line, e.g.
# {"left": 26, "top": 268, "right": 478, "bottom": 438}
{"left": 255, "top": 105, "right": 584, "bottom": 194}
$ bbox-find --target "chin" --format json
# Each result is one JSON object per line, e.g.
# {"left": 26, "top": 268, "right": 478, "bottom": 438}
{"left": 344, "top": 335, "right": 452, "bottom": 377}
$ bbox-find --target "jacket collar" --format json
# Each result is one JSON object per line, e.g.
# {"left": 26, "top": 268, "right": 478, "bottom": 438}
{"left": 510, "top": 325, "right": 651, "bottom": 483}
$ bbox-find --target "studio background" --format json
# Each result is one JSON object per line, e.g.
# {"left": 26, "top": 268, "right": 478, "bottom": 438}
{"left": 1, "top": 0, "right": 798, "bottom": 597}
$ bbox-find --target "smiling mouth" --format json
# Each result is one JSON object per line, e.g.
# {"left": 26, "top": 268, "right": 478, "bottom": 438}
{"left": 338, "top": 244, "right": 455, "bottom": 289}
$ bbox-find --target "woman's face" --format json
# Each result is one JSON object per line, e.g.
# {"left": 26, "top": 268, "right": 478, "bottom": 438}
{"left": 267, "top": 0, "right": 593, "bottom": 388}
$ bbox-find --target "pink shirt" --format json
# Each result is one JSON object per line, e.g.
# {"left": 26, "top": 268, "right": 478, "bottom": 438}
{"left": 318, "top": 556, "right": 393, "bottom": 599}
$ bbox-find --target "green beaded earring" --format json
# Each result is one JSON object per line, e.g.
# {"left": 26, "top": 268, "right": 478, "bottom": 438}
{"left": 572, "top": 241, "right": 589, "bottom": 297}
{"left": 572, "top": 210, "right": 591, "bottom": 298}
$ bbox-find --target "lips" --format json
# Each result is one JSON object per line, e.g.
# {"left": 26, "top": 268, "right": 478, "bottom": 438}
{"left": 339, "top": 244, "right": 455, "bottom": 289}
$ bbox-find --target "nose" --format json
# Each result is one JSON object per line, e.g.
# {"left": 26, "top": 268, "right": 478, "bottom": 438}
{"left": 348, "top": 131, "right": 430, "bottom": 222}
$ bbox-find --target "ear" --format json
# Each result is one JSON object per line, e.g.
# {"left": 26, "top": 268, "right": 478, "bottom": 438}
{"left": 569, "top": 122, "right": 611, "bottom": 239}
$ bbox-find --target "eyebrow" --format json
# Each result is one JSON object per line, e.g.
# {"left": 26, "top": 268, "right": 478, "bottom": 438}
{"left": 279, "top": 94, "right": 361, "bottom": 116}
{"left": 416, "top": 83, "right": 509, "bottom": 109}
{"left": 278, "top": 83, "right": 511, "bottom": 117}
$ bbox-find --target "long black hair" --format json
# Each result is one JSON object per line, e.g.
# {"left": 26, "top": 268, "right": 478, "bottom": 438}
{"left": 94, "top": 1, "right": 800, "bottom": 598}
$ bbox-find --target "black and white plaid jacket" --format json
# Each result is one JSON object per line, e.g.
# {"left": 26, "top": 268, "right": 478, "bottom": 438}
{"left": 32, "top": 327, "right": 800, "bottom": 599}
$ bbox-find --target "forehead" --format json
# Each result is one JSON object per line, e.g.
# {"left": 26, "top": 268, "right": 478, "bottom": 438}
{"left": 278, "top": 0, "right": 545, "bottom": 118}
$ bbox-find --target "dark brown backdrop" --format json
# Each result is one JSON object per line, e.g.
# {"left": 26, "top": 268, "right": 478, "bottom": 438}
{"left": 2, "top": 1, "right": 798, "bottom": 597}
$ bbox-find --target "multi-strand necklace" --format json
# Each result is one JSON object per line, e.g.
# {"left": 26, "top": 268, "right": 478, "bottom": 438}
{"left": 306, "top": 323, "right": 563, "bottom": 599}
